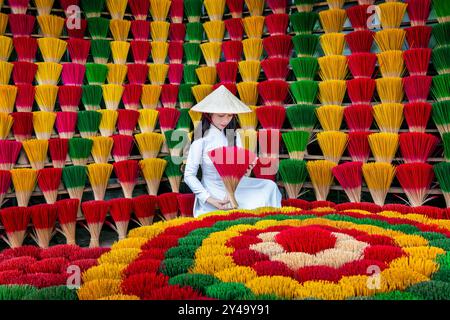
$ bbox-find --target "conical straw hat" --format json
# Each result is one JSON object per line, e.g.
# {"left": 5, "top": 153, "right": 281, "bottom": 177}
{"left": 191, "top": 85, "right": 252, "bottom": 114}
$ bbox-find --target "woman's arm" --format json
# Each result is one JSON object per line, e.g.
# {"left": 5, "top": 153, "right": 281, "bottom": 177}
{"left": 183, "top": 139, "right": 212, "bottom": 204}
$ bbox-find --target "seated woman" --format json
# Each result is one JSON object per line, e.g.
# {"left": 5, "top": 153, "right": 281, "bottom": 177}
{"left": 183, "top": 86, "right": 282, "bottom": 218}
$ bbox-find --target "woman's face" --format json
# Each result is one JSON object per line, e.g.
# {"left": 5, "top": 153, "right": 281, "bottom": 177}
{"left": 210, "top": 113, "right": 234, "bottom": 130}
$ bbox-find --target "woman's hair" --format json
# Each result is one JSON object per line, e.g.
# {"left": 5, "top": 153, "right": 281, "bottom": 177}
{"left": 194, "top": 113, "right": 240, "bottom": 145}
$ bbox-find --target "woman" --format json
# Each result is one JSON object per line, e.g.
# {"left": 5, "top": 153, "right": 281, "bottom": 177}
{"left": 183, "top": 86, "right": 282, "bottom": 217}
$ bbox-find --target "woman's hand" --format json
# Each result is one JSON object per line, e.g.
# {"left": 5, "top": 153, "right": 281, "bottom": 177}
{"left": 206, "top": 197, "right": 232, "bottom": 210}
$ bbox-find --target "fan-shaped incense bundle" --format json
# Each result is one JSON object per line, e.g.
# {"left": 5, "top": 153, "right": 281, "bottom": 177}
{"left": 404, "top": 48, "right": 431, "bottom": 76}
{"left": 332, "top": 161, "right": 363, "bottom": 203}
{"left": 112, "top": 159, "right": 138, "bottom": 199}
{"left": 68, "top": 137, "right": 93, "bottom": 166}
{"left": 265, "top": 13, "right": 289, "bottom": 36}
{"left": 106, "top": 63, "right": 127, "bottom": 85}
{"left": 0, "top": 112, "right": 13, "bottom": 139}
{"left": 279, "top": 159, "right": 308, "bottom": 199}
{"left": 0, "top": 169, "right": 10, "bottom": 207}
{"left": 373, "top": 103, "right": 404, "bottom": 133}
{"left": 434, "top": 162, "right": 450, "bottom": 207}
{"left": 0, "top": 140, "right": 21, "bottom": 171}
{"left": 0, "top": 206, "right": 30, "bottom": 248}
{"left": 368, "top": 132, "right": 399, "bottom": 163}
{"left": 318, "top": 55, "right": 348, "bottom": 81}
{"left": 320, "top": 33, "right": 345, "bottom": 56}
{"left": 242, "top": 38, "right": 263, "bottom": 61}
{"left": 11, "top": 168, "right": 37, "bottom": 207}
{"left": 110, "top": 19, "right": 131, "bottom": 41}
{"left": 132, "top": 194, "right": 157, "bottom": 226}
{"left": 403, "top": 75, "right": 432, "bottom": 103}
{"left": 245, "top": 0, "right": 265, "bottom": 16}
{"left": 306, "top": 160, "right": 336, "bottom": 201}
{"left": 318, "top": 80, "right": 346, "bottom": 105}
{"left": 90, "top": 136, "right": 113, "bottom": 164}
{"left": 30, "top": 203, "right": 57, "bottom": 248}
{"left": 101, "top": 84, "right": 124, "bottom": 110}
{"left": 150, "top": 0, "right": 171, "bottom": 21}
{"left": 378, "top": 2, "right": 407, "bottom": 29}
{"left": 399, "top": 132, "right": 438, "bottom": 163}
{"left": 255, "top": 105, "right": 286, "bottom": 130}
{"left": 282, "top": 130, "right": 310, "bottom": 160}
{"left": 108, "top": 198, "right": 133, "bottom": 240}
{"left": 237, "top": 82, "right": 259, "bottom": 106}
{"left": 374, "top": 29, "right": 406, "bottom": 52}
{"left": 62, "top": 165, "right": 86, "bottom": 201}
{"left": 37, "top": 14, "right": 65, "bottom": 38}
{"left": 140, "top": 158, "right": 167, "bottom": 195}
{"left": 22, "top": 139, "right": 48, "bottom": 170}
{"left": 77, "top": 110, "right": 101, "bottom": 138}
{"left": 97, "top": 110, "right": 118, "bottom": 137}
{"left": 290, "top": 11, "right": 318, "bottom": 34}
{"left": 377, "top": 50, "right": 404, "bottom": 78}
{"left": 81, "top": 199, "right": 109, "bottom": 247}
{"left": 138, "top": 109, "right": 159, "bottom": 133}
{"left": 148, "top": 63, "right": 169, "bottom": 86}
{"left": 37, "top": 37, "right": 67, "bottom": 63}
{"left": 135, "top": 132, "right": 164, "bottom": 159}
{"left": 110, "top": 41, "right": 130, "bottom": 65}
{"left": 48, "top": 137, "right": 68, "bottom": 168}
{"left": 319, "top": 9, "right": 346, "bottom": 34}
{"left": 200, "top": 42, "right": 222, "bottom": 67}
{"left": 286, "top": 104, "right": 317, "bottom": 132}
{"left": 404, "top": 102, "right": 432, "bottom": 133}
{"left": 290, "top": 57, "right": 318, "bottom": 81}
{"left": 37, "top": 167, "right": 62, "bottom": 204}
{"left": 192, "top": 84, "right": 214, "bottom": 103}
{"left": 86, "top": 163, "right": 113, "bottom": 201}
{"left": 0, "top": 85, "right": 17, "bottom": 113}
{"left": 344, "top": 104, "right": 373, "bottom": 132}
{"left": 35, "top": 62, "right": 62, "bottom": 86}
{"left": 141, "top": 84, "right": 162, "bottom": 109}
{"left": 375, "top": 78, "right": 404, "bottom": 104}
{"left": 237, "top": 106, "right": 258, "bottom": 130}
{"left": 348, "top": 131, "right": 370, "bottom": 163}
{"left": 316, "top": 105, "right": 344, "bottom": 131}
{"left": 35, "top": 84, "right": 58, "bottom": 112}
{"left": 237, "top": 129, "right": 258, "bottom": 153}
{"left": 292, "top": 34, "right": 319, "bottom": 57}
{"left": 317, "top": 131, "right": 348, "bottom": 164}
{"left": 56, "top": 198, "right": 79, "bottom": 245}
{"left": 33, "top": 111, "right": 56, "bottom": 140}
{"left": 362, "top": 162, "right": 396, "bottom": 206}
{"left": 397, "top": 163, "right": 433, "bottom": 207}
{"left": 432, "top": 101, "right": 450, "bottom": 135}
{"left": 243, "top": 16, "right": 265, "bottom": 39}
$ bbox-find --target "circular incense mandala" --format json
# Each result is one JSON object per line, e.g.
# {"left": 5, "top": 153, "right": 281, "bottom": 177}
{"left": 78, "top": 206, "right": 450, "bottom": 300}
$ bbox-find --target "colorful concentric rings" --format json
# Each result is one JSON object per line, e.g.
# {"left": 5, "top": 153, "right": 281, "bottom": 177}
{"left": 78, "top": 206, "right": 450, "bottom": 300}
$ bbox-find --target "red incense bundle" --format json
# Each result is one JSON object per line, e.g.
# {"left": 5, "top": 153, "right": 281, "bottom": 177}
{"left": 56, "top": 111, "right": 78, "bottom": 139}
{"left": 0, "top": 140, "right": 21, "bottom": 170}
{"left": 169, "top": 42, "right": 184, "bottom": 64}
{"left": 344, "top": 104, "right": 373, "bottom": 132}
{"left": 267, "top": 0, "right": 287, "bottom": 13}
{"left": 160, "top": 85, "right": 179, "bottom": 109}
{"left": 405, "top": 0, "right": 431, "bottom": 26}
{"left": 0, "top": 206, "right": 30, "bottom": 248}
{"left": 157, "top": 192, "right": 179, "bottom": 220}
{"left": 127, "top": 64, "right": 149, "bottom": 85}
{"left": 399, "top": 132, "right": 438, "bottom": 163}
{"left": 403, "top": 102, "right": 431, "bottom": 133}
{"left": 170, "top": 0, "right": 184, "bottom": 23}
{"left": 396, "top": 163, "right": 434, "bottom": 207}
{"left": 252, "top": 157, "right": 278, "bottom": 181}
{"left": 226, "top": 0, "right": 244, "bottom": 18}
{"left": 13, "top": 37, "right": 37, "bottom": 62}
{"left": 67, "top": 38, "right": 90, "bottom": 64}
{"left": 131, "top": 20, "right": 150, "bottom": 40}
{"left": 332, "top": 161, "right": 363, "bottom": 203}
{"left": 265, "top": 13, "right": 289, "bottom": 36}
{"left": 12, "top": 61, "right": 37, "bottom": 85}
{"left": 168, "top": 63, "right": 184, "bottom": 85}
{"left": 405, "top": 26, "right": 431, "bottom": 49}
{"left": 130, "top": 40, "right": 151, "bottom": 64}
{"left": 177, "top": 193, "right": 195, "bottom": 218}
{"left": 111, "top": 134, "right": 134, "bottom": 162}
{"left": 37, "top": 168, "right": 62, "bottom": 204}
{"left": 346, "top": 5, "right": 370, "bottom": 31}
{"left": 81, "top": 200, "right": 109, "bottom": 248}
{"left": 9, "top": 14, "right": 35, "bottom": 38}
{"left": 113, "top": 160, "right": 139, "bottom": 199}
{"left": 169, "top": 23, "right": 186, "bottom": 42}
{"left": 129, "top": 0, "right": 150, "bottom": 20}
{"left": 225, "top": 18, "right": 244, "bottom": 41}
{"left": 258, "top": 129, "right": 281, "bottom": 158}
{"left": 117, "top": 109, "right": 139, "bottom": 136}
{"left": 30, "top": 203, "right": 58, "bottom": 248}
{"left": 62, "top": 63, "right": 86, "bottom": 86}
{"left": 208, "top": 146, "right": 257, "bottom": 208}
{"left": 132, "top": 194, "right": 157, "bottom": 226}
{"left": 256, "top": 105, "right": 286, "bottom": 130}
{"left": 403, "top": 48, "right": 431, "bottom": 76}
{"left": 347, "top": 78, "right": 375, "bottom": 104}
{"left": 347, "top": 53, "right": 376, "bottom": 79}
{"left": 261, "top": 58, "right": 289, "bottom": 81}
{"left": 58, "top": 85, "right": 82, "bottom": 112}
{"left": 216, "top": 61, "right": 238, "bottom": 83}
{"left": 11, "top": 112, "right": 33, "bottom": 141}
{"left": 257, "top": 80, "right": 289, "bottom": 106}
{"left": 123, "top": 84, "right": 143, "bottom": 110}
{"left": 56, "top": 198, "right": 79, "bottom": 245}
{"left": 48, "top": 138, "right": 69, "bottom": 168}
{"left": 222, "top": 40, "right": 243, "bottom": 62}
{"left": 403, "top": 75, "right": 432, "bottom": 103}
{"left": 158, "top": 106, "right": 180, "bottom": 132}
{"left": 108, "top": 198, "right": 133, "bottom": 240}
{"left": 345, "top": 30, "right": 374, "bottom": 54}
{"left": 348, "top": 131, "right": 370, "bottom": 163}
{"left": 0, "top": 170, "right": 11, "bottom": 207}
{"left": 15, "top": 84, "right": 35, "bottom": 112}
{"left": 9, "top": 0, "right": 30, "bottom": 14}
{"left": 213, "top": 83, "right": 237, "bottom": 95}
{"left": 66, "top": 18, "right": 87, "bottom": 39}
{"left": 263, "top": 35, "right": 293, "bottom": 59}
